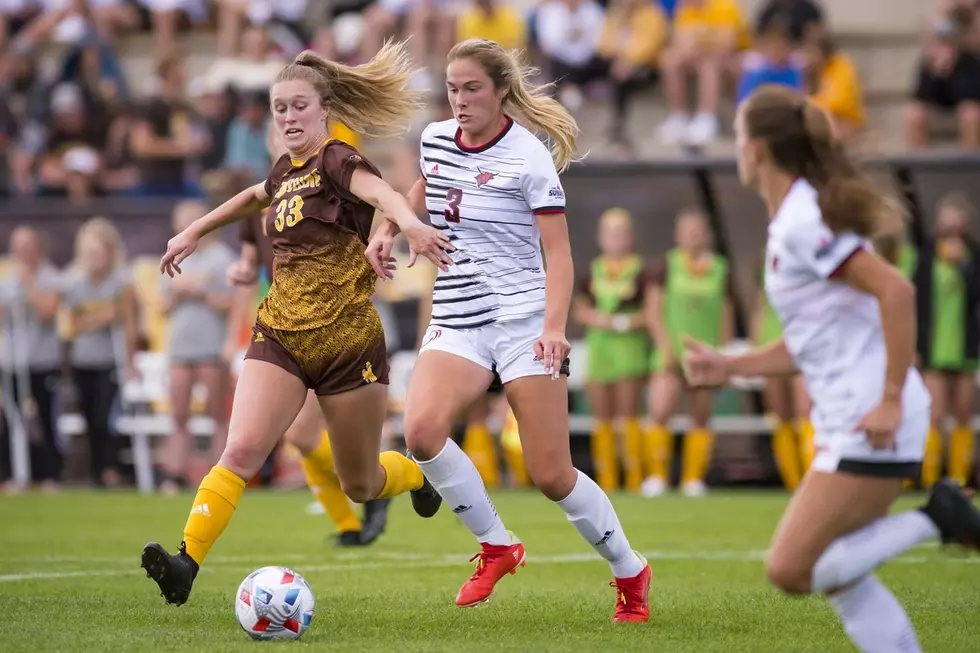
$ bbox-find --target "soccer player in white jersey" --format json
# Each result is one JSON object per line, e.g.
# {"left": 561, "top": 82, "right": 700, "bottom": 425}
{"left": 366, "top": 38, "right": 651, "bottom": 622}
{"left": 683, "top": 85, "right": 980, "bottom": 653}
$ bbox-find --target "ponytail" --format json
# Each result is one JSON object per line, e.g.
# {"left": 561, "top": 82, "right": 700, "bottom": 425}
{"left": 277, "top": 40, "right": 425, "bottom": 137}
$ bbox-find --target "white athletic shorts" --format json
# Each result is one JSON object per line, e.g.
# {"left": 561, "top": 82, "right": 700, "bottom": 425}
{"left": 418, "top": 313, "right": 567, "bottom": 384}
{"left": 811, "top": 408, "right": 928, "bottom": 479}
{"left": 377, "top": 0, "right": 457, "bottom": 17}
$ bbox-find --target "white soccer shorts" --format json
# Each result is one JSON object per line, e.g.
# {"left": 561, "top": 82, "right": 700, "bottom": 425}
{"left": 418, "top": 313, "right": 560, "bottom": 384}
{"left": 811, "top": 408, "right": 928, "bottom": 478}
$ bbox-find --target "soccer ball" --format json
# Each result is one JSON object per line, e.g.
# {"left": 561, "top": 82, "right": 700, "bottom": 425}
{"left": 235, "top": 566, "right": 315, "bottom": 640}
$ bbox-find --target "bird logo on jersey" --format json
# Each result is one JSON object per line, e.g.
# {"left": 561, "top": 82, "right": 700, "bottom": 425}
{"left": 475, "top": 167, "right": 497, "bottom": 188}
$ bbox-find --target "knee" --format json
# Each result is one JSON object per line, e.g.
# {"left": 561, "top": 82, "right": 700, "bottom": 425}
{"left": 283, "top": 425, "right": 322, "bottom": 457}
{"left": 340, "top": 478, "right": 374, "bottom": 504}
{"left": 765, "top": 551, "right": 812, "bottom": 595}
{"left": 403, "top": 411, "right": 451, "bottom": 461}
{"left": 958, "top": 101, "right": 980, "bottom": 122}
{"left": 906, "top": 102, "right": 928, "bottom": 129}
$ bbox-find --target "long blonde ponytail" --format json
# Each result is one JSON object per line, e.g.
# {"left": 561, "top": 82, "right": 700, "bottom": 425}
{"left": 276, "top": 39, "right": 425, "bottom": 137}
{"left": 448, "top": 39, "right": 580, "bottom": 172}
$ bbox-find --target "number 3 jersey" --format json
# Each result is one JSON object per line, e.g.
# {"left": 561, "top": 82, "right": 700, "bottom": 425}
{"left": 420, "top": 117, "right": 565, "bottom": 330}
{"left": 258, "top": 139, "right": 381, "bottom": 334}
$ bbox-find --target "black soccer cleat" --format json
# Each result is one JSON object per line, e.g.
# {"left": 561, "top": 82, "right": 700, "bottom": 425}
{"left": 334, "top": 530, "right": 364, "bottom": 547}
{"left": 410, "top": 476, "right": 442, "bottom": 518}
{"left": 360, "top": 498, "right": 391, "bottom": 546}
{"left": 140, "top": 541, "right": 199, "bottom": 606}
{"left": 920, "top": 478, "right": 980, "bottom": 551}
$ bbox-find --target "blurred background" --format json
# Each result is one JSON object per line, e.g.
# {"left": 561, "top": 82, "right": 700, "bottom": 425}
{"left": 0, "top": 0, "right": 979, "bottom": 497}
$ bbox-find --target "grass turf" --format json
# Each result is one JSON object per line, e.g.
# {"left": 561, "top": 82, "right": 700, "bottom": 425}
{"left": 1, "top": 490, "right": 978, "bottom": 652}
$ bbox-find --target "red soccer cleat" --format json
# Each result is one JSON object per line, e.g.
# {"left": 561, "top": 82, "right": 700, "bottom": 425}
{"left": 455, "top": 534, "right": 525, "bottom": 608}
{"left": 611, "top": 556, "right": 651, "bottom": 623}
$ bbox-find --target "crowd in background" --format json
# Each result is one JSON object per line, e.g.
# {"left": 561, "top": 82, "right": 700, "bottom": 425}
{"left": 0, "top": 0, "right": 979, "bottom": 493}
{"left": 0, "top": 0, "right": 978, "bottom": 199}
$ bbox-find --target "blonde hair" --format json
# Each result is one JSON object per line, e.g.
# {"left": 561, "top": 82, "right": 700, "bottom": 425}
{"left": 72, "top": 217, "right": 127, "bottom": 273}
{"left": 275, "top": 39, "right": 424, "bottom": 137}
{"left": 936, "top": 192, "right": 977, "bottom": 222}
{"left": 599, "top": 207, "right": 633, "bottom": 230}
{"left": 448, "top": 39, "right": 580, "bottom": 172}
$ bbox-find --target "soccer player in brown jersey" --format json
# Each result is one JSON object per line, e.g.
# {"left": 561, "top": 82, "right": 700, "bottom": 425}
{"left": 140, "top": 40, "right": 454, "bottom": 606}
{"left": 224, "top": 125, "right": 391, "bottom": 548}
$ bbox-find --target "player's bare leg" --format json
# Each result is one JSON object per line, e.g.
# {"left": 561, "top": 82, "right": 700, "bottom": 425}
{"left": 767, "top": 469, "right": 980, "bottom": 652}
{"left": 141, "top": 360, "right": 308, "bottom": 605}
{"left": 614, "top": 377, "right": 645, "bottom": 493}
{"left": 642, "top": 371, "right": 682, "bottom": 497}
{"left": 317, "top": 383, "right": 441, "bottom": 519}
{"left": 403, "top": 351, "right": 519, "bottom": 608}
{"left": 507, "top": 374, "right": 651, "bottom": 623}
{"left": 764, "top": 377, "right": 803, "bottom": 491}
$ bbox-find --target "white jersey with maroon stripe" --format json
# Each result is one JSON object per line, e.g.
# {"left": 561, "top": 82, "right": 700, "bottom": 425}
{"left": 765, "top": 179, "right": 929, "bottom": 471}
{"left": 419, "top": 117, "right": 565, "bottom": 329}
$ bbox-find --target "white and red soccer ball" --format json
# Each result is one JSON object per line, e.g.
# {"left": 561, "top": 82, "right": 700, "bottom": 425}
{"left": 235, "top": 566, "right": 315, "bottom": 640}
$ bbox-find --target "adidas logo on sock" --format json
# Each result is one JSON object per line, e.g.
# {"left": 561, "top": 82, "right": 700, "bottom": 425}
{"left": 594, "top": 529, "right": 614, "bottom": 546}
{"left": 191, "top": 503, "right": 211, "bottom": 516}
{"left": 452, "top": 505, "right": 472, "bottom": 514}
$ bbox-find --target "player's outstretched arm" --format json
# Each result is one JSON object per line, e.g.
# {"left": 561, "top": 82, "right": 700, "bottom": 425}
{"left": 683, "top": 336, "right": 796, "bottom": 387}
{"left": 727, "top": 338, "right": 797, "bottom": 378}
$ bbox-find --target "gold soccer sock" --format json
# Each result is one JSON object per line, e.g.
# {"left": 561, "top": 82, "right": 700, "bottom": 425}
{"left": 182, "top": 465, "right": 247, "bottom": 565}
{"left": 643, "top": 424, "right": 673, "bottom": 482}
{"left": 590, "top": 420, "right": 619, "bottom": 492}
{"left": 797, "top": 418, "right": 816, "bottom": 473}
{"left": 462, "top": 422, "right": 501, "bottom": 489}
{"left": 772, "top": 421, "right": 803, "bottom": 491}
{"left": 680, "top": 428, "right": 714, "bottom": 486}
{"left": 922, "top": 426, "right": 944, "bottom": 489}
{"left": 622, "top": 419, "right": 644, "bottom": 492}
{"left": 301, "top": 432, "right": 361, "bottom": 534}
{"left": 948, "top": 425, "right": 974, "bottom": 486}
{"left": 500, "top": 409, "right": 529, "bottom": 487}
{"left": 377, "top": 451, "right": 425, "bottom": 499}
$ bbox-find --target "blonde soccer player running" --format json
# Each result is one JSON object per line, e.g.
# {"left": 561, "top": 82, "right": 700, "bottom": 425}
{"left": 367, "top": 38, "right": 651, "bottom": 623}
{"left": 140, "top": 41, "right": 453, "bottom": 606}
{"left": 684, "top": 85, "right": 980, "bottom": 652}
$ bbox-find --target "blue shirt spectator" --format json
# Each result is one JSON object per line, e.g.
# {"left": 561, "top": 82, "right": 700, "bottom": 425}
{"left": 737, "top": 19, "right": 803, "bottom": 104}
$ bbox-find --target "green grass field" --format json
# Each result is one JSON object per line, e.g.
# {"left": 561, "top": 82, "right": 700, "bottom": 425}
{"left": 1, "top": 490, "right": 978, "bottom": 652}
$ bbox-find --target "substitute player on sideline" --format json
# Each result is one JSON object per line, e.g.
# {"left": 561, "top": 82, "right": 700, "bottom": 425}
{"left": 683, "top": 85, "right": 980, "bottom": 653}
{"left": 367, "top": 38, "right": 651, "bottom": 622}
{"left": 140, "top": 41, "right": 451, "bottom": 606}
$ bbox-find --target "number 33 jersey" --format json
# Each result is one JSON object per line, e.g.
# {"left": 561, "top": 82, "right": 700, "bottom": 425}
{"left": 259, "top": 139, "right": 382, "bottom": 333}
{"left": 420, "top": 117, "right": 565, "bottom": 330}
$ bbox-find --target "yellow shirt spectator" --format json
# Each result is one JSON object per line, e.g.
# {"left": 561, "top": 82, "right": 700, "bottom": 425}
{"left": 674, "top": 0, "right": 750, "bottom": 51}
{"left": 457, "top": 2, "right": 527, "bottom": 51}
{"left": 811, "top": 52, "right": 865, "bottom": 127}
{"left": 598, "top": 1, "right": 669, "bottom": 68}
{"left": 329, "top": 121, "right": 361, "bottom": 150}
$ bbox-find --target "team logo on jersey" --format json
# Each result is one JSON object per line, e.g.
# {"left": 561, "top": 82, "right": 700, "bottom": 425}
{"left": 475, "top": 167, "right": 497, "bottom": 188}
{"left": 815, "top": 237, "right": 836, "bottom": 259}
{"left": 361, "top": 362, "right": 377, "bottom": 383}
{"left": 548, "top": 185, "right": 564, "bottom": 199}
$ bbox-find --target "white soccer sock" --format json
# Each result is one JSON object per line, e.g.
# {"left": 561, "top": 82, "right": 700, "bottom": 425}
{"left": 556, "top": 469, "right": 645, "bottom": 579}
{"left": 416, "top": 440, "right": 511, "bottom": 546}
{"left": 827, "top": 575, "right": 922, "bottom": 653}
{"left": 811, "top": 510, "right": 939, "bottom": 593}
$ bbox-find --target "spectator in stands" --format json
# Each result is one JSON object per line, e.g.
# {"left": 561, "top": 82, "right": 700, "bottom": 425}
{"left": 754, "top": 0, "right": 824, "bottom": 46}
{"left": 936, "top": 0, "right": 980, "bottom": 53}
{"left": 35, "top": 82, "right": 106, "bottom": 199}
{"left": 658, "top": 0, "right": 749, "bottom": 146}
{"left": 457, "top": 0, "right": 526, "bottom": 51}
{"left": 534, "top": 0, "right": 605, "bottom": 111}
{"left": 222, "top": 90, "right": 271, "bottom": 184}
{"left": 0, "top": 0, "right": 40, "bottom": 52}
{"left": 0, "top": 226, "right": 63, "bottom": 493}
{"left": 188, "top": 78, "right": 232, "bottom": 177}
{"left": 359, "top": 0, "right": 456, "bottom": 91}
{"left": 216, "top": 0, "right": 309, "bottom": 58}
{"left": 59, "top": 217, "right": 139, "bottom": 488}
{"left": 906, "top": 17, "right": 980, "bottom": 149}
{"left": 805, "top": 34, "right": 865, "bottom": 143}
{"left": 136, "top": 0, "right": 209, "bottom": 61}
{"left": 130, "top": 50, "right": 211, "bottom": 197}
{"left": 6, "top": 0, "right": 137, "bottom": 50}
{"left": 157, "top": 200, "right": 236, "bottom": 495}
{"left": 736, "top": 20, "right": 803, "bottom": 105}
{"left": 205, "top": 24, "right": 287, "bottom": 94}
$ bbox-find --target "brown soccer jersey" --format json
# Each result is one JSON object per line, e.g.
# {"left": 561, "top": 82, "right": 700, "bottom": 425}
{"left": 245, "top": 139, "right": 388, "bottom": 395}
